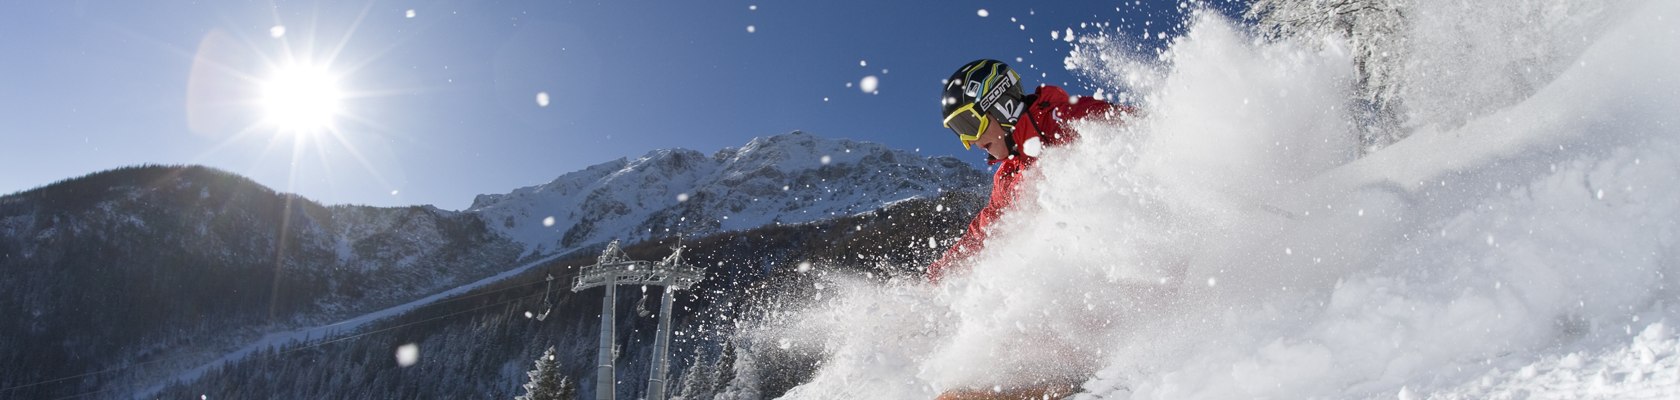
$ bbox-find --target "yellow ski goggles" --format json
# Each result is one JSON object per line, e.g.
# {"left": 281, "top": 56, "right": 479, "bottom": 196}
{"left": 942, "top": 103, "right": 988, "bottom": 150}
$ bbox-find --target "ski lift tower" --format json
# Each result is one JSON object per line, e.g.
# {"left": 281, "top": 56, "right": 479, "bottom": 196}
{"left": 573, "top": 239, "right": 705, "bottom": 400}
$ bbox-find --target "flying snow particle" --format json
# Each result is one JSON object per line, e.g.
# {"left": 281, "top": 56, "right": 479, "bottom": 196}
{"left": 524, "top": 311, "right": 533, "bottom": 318}
{"left": 977, "top": 9, "right": 989, "bottom": 17}
{"left": 677, "top": 193, "right": 691, "bottom": 202}
{"left": 797, "top": 261, "right": 812, "bottom": 273}
{"left": 1051, "top": 30, "right": 1059, "bottom": 40}
{"left": 1285, "top": 247, "right": 1293, "bottom": 255}
{"left": 859, "top": 60, "right": 868, "bottom": 67}
{"left": 1063, "top": 28, "right": 1075, "bottom": 42}
{"left": 1021, "top": 137, "right": 1043, "bottom": 157}
{"left": 395, "top": 343, "right": 420, "bottom": 367}
{"left": 746, "top": 25, "right": 756, "bottom": 33}
{"left": 542, "top": 216, "right": 556, "bottom": 227}
{"left": 405, "top": 9, "right": 416, "bottom": 18}
{"left": 928, "top": 237, "right": 937, "bottom": 249}
{"left": 536, "top": 91, "right": 550, "bottom": 107}
{"left": 749, "top": 5, "right": 757, "bottom": 11}
{"left": 390, "top": 190, "right": 399, "bottom": 196}
{"left": 859, "top": 76, "right": 879, "bottom": 93}
{"left": 778, "top": 338, "right": 792, "bottom": 349}
{"left": 1207, "top": 277, "right": 1218, "bottom": 287}
{"left": 1398, "top": 386, "right": 1418, "bottom": 400}
{"left": 270, "top": 25, "right": 286, "bottom": 38}
{"left": 820, "top": 155, "right": 832, "bottom": 165}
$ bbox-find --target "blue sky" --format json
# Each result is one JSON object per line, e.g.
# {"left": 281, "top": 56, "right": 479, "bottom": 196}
{"left": 0, "top": 1, "right": 1234, "bottom": 210}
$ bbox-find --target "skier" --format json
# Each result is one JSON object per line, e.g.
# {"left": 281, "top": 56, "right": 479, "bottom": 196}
{"left": 927, "top": 59, "right": 1132, "bottom": 400}
{"left": 928, "top": 59, "right": 1132, "bottom": 283}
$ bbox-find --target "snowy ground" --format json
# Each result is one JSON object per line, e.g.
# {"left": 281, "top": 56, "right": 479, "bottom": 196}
{"left": 762, "top": 0, "right": 1680, "bottom": 399}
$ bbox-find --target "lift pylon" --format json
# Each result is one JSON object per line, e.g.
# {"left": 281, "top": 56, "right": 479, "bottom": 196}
{"left": 572, "top": 239, "right": 704, "bottom": 400}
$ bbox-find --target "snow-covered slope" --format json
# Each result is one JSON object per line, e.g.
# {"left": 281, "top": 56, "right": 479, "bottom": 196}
{"left": 754, "top": 1, "right": 1680, "bottom": 399}
{"left": 469, "top": 131, "right": 987, "bottom": 256}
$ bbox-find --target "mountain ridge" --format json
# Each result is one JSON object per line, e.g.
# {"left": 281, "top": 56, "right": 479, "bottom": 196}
{"left": 0, "top": 131, "right": 989, "bottom": 399}
{"left": 466, "top": 130, "right": 988, "bottom": 257}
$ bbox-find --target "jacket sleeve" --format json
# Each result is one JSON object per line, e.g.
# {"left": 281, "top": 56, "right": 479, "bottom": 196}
{"left": 926, "top": 197, "right": 1005, "bottom": 282}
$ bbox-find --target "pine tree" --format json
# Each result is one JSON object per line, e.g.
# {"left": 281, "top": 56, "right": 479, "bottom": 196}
{"left": 517, "top": 346, "right": 576, "bottom": 400}
{"left": 1247, "top": 0, "right": 1412, "bottom": 151}
{"left": 672, "top": 352, "right": 719, "bottom": 400}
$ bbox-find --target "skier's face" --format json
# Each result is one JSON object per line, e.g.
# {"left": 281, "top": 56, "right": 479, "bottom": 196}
{"left": 974, "top": 120, "right": 1010, "bottom": 160}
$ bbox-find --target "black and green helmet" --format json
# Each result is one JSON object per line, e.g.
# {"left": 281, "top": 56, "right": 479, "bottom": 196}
{"left": 940, "top": 59, "right": 1025, "bottom": 148}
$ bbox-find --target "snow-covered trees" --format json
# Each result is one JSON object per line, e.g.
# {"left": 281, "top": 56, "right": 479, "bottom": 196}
{"left": 517, "top": 346, "right": 577, "bottom": 400}
{"left": 1247, "top": 0, "right": 1411, "bottom": 150}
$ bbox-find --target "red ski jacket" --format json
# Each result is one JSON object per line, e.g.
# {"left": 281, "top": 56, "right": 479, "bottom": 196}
{"left": 927, "top": 85, "right": 1129, "bottom": 282}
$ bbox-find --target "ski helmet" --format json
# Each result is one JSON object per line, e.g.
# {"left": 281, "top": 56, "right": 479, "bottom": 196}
{"left": 941, "top": 59, "right": 1025, "bottom": 149}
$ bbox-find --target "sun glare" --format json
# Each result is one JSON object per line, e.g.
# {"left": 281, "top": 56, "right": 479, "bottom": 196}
{"left": 260, "top": 64, "right": 343, "bottom": 133}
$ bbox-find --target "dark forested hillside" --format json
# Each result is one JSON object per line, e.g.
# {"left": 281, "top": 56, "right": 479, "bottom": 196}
{"left": 0, "top": 165, "right": 524, "bottom": 399}
{"left": 153, "top": 189, "right": 986, "bottom": 399}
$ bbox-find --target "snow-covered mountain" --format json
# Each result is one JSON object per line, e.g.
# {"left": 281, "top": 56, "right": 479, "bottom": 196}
{"left": 468, "top": 131, "right": 988, "bottom": 256}
{"left": 0, "top": 132, "right": 988, "bottom": 399}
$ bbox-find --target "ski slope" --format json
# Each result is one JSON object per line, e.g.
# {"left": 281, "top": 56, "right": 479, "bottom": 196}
{"left": 135, "top": 251, "right": 572, "bottom": 399}
{"left": 762, "top": 0, "right": 1680, "bottom": 398}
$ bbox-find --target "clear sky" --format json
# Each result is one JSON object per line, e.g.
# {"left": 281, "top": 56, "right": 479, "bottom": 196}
{"left": 0, "top": 0, "right": 1234, "bottom": 210}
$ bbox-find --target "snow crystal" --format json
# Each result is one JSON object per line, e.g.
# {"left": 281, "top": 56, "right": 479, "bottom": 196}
{"left": 542, "top": 216, "right": 555, "bottom": 227}
{"left": 405, "top": 9, "right": 416, "bottom": 18}
{"left": 749, "top": 5, "right": 757, "bottom": 11}
{"left": 676, "top": 193, "right": 690, "bottom": 202}
{"left": 977, "top": 9, "right": 989, "bottom": 18}
{"left": 859, "top": 76, "right": 879, "bottom": 93}
{"left": 269, "top": 25, "right": 286, "bottom": 38}
{"left": 536, "top": 91, "right": 550, "bottom": 107}
{"left": 746, "top": 25, "right": 756, "bottom": 33}
{"left": 395, "top": 343, "right": 419, "bottom": 367}
{"left": 820, "top": 155, "right": 832, "bottom": 165}
{"left": 859, "top": 59, "right": 868, "bottom": 67}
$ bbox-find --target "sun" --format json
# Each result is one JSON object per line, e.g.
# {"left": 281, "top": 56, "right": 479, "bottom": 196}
{"left": 259, "top": 63, "right": 343, "bottom": 133}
